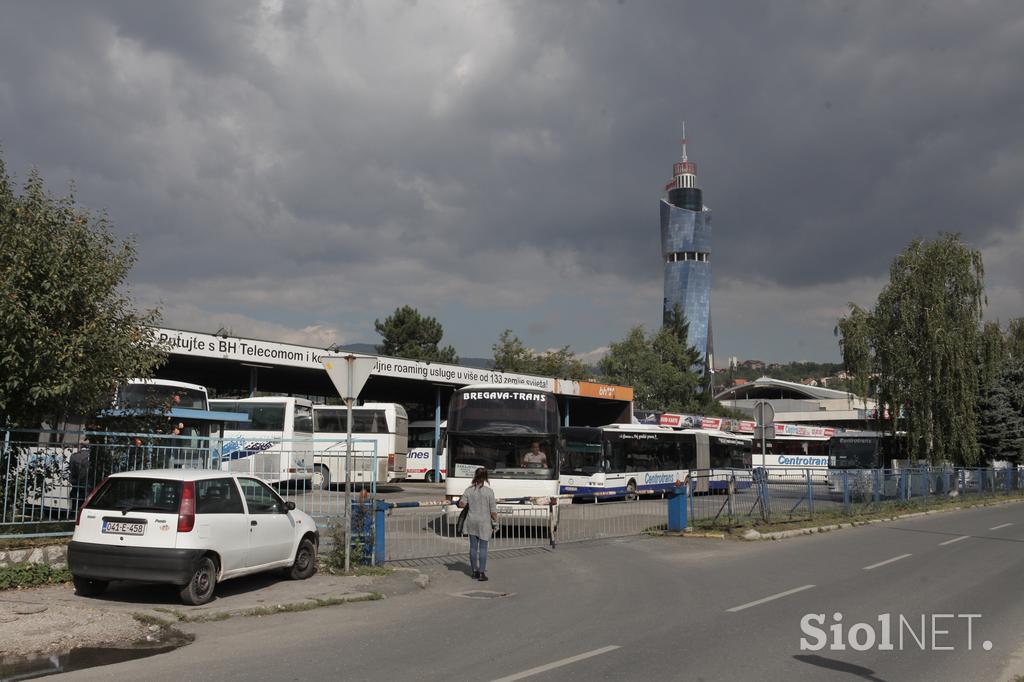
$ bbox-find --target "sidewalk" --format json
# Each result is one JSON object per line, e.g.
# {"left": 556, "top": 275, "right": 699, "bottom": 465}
{"left": 0, "top": 568, "right": 424, "bottom": 658}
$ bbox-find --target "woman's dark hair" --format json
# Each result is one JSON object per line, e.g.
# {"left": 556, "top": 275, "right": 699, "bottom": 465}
{"left": 472, "top": 467, "right": 489, "bottom": 487}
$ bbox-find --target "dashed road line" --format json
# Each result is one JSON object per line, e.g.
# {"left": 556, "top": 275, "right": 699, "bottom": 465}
{"left": 939, "top": 535, "right": 970, "bottom": 546}
{"left": 989, "top": 523, "right": 1013, "bottom": 531}
{"left": 490, "top": 645, "right": 622, "bottom": 682}
{"left": 726, "top": 585, "right": 816, "bottom": 613}
{"left": 863, "top": 553, "right": 913, "bottom": 570}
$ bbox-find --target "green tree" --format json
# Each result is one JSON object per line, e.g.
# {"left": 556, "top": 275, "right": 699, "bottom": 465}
{"left": 977, "top": 357, "right": 1024, "bottom": 463}
{"left": 491, "top": 329, "right": 591, "bottom": 380}
{"left": 836, "top": 234, "right": 985, "bottom": 465}
{"left": 0, "top": 157, "right": 164, "bottom": 428}
{"left": 373, "top": 305, "right": 457, "bottom": 363}
{"left": 1007, "top": 318, "right": 1024, "bottom": 360}
{"left": 598, "top": 324, "right": 701, "bottom": 412}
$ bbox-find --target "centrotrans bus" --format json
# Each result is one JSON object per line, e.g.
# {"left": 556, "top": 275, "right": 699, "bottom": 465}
{"left": 310, "top": 403, "right": 409, "bottom": 488}
{"left": 407, "top": 419, "right": 447, "bottom": 482}
{"left": 559, "top": 425, "right": 752, "bottom": 499}
{"left": 827, "top": 431, "right": 907, "bottom": 496}
{"left": 750, "top": 432, "right": 831, "bottom": 481}
{"left": 445, "top": 385, "right": 560, "bottom": 523}
{"left": 209, "top": 397, "right": 314, "bottom": 485}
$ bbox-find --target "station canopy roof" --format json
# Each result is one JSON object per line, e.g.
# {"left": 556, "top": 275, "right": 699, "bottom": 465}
{"left": 151, "top": 327, "right": 633, "bottom": 426}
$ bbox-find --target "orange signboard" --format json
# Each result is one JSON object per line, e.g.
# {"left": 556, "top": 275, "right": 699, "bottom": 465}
{"left": 576, "top": 382, "right": 634, "bottom": 402}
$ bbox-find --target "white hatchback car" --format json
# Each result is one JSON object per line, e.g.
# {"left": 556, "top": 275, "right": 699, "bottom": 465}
{"left": 67, "top": 469, "right": 319, "bottom": 605}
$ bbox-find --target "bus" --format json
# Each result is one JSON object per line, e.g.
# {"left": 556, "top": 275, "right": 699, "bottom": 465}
{"left": 444, "top": 385, "right": 561, "bottom": 524}
{"left": 827, "top": 431, "right": 909, "bottom": 497}
{"left": 559, "top": 425, "right": 752, "bottom": 499}
{"left": 407, "top": 419, "right": 447, "bottom": 482}
{"left": 208, "top": 397, "right": 314, "bottom": 485}
{"left": 23, "top": 379, "right": 242, "bottom": 517}
{"left": 750, "top": 433, "right": 831, "bottom": 482}
{"left": 311, "top": 403, "right": 409, "bottom": 488}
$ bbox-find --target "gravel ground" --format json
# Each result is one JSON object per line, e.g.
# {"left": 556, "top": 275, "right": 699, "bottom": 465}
{"left": 0, "top": 591, "right": 150, "bottom": 657}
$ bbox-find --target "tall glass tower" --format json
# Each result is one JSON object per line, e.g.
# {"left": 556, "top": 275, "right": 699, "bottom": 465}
{"left": 660, "top": 125, "right": 713, "bottom": 373}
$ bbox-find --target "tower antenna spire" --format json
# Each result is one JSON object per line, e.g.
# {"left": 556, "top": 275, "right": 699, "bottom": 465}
{"left": 680, "top": 120, "right": 688, "bottom": 162}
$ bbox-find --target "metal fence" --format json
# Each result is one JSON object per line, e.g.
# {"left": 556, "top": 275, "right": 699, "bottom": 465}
{"left": 687, "top": 466, "right": 1024, "bottom": 526}
{"left": 4, "top": 428, "right": 1023, "bottom": 564}
{"left": 0, "top": 429, "right": 385, "bottom": 535}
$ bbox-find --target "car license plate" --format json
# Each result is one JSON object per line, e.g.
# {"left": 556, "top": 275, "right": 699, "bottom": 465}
{"left": 102, "top": 518, "right": 147, "bottom": 535}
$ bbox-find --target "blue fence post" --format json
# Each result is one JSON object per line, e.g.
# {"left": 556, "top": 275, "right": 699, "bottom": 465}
{"left": 897, "top": 470, "right": 906, "bottom": 501}
{"left": 806, "top": 468, "right": 814, "bottom": 518}
{"left": 374, "top": 501, "right": 387, "bottom": 565}
{"left": 842, "top": 470, "right": 849, "bottom": 513}
{"left": 667, "top": 484, "right": 688, "bottom": 532}
{"left": 873, "top": 468, "right": 881, "bottom": 503}
{"left": 977, "top": 468, "right": 984, "bottom": 495}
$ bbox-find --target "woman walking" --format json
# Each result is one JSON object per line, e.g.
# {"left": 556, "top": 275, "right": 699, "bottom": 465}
{"left": 459, "top": 467, "right": 498, "bottom": 580}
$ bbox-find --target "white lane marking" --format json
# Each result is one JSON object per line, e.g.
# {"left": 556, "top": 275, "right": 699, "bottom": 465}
{"left": 726, "top": 584, "right": 816, "bottom": 613}
{"left": 863, "top": 553, "right": 913, "bottom": 571}
{"left": 989, "top": 523, "right": 1013, "bottom": 531}
{"left": 490, "top": 645, "right": 622, "bottom": 682}
{"left": 939, "top": 535, "right": 970, "bottom": 546}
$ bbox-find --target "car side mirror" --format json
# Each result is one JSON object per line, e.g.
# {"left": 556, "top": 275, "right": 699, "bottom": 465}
{"left": 284, "top": 500, "right": 296, "bottom": 511}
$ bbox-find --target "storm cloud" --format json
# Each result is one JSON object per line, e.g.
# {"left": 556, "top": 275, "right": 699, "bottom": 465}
{"left": 1, "top": 1, "right": 1022, "bottom": 363}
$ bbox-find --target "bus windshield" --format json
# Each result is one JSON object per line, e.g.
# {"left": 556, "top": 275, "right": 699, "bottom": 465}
{"left": 213, "top": 402, "right": 287, "bottom": 431}
{"left": 119, "top": 384, "right": 207, "bottom": 410}
{"left": 560, "top": 428, "right": 604, "bottom": 476}
{"left": 449, "top": 390, "right": 558, "bottom": 434}
{"left": 315, "top": 409, "right": 390, "bottom": 434}
{"left": 829, "top": 437, "right": 879, "bottom": 469}
{"left": 448, "top": 434, "right": 557, "bottom": 480}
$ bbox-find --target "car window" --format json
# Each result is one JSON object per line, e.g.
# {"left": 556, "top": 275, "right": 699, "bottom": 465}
{"left": 196, "top": 478, "right": 244, "bottom": 514}
{"left": 87, "top": 478, "right": 182, "bottom": 513}
{"left": 238, "top": 477, "right": 284, "bottom": 514}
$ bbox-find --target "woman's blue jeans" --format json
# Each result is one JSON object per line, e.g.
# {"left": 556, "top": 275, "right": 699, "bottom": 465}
{"left": 469, "top": 534, "right": 488, "bottom": 573}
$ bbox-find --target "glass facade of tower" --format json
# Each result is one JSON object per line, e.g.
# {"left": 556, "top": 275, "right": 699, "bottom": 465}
{"left": 660, "top": 198, "right": 712, "bottom": 366}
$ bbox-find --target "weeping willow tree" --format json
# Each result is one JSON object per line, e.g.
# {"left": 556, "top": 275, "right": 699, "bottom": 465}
{"left": 836, "top": 235, "right": 985, "bottom": 465}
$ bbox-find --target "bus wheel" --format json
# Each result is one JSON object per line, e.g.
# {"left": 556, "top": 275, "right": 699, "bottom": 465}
{"left": 426, "top": 470, "right": 436, "bottom": 482}
{"left": 625, "top": 480, "right": 637, "bottom": 501}
{"left": 312, "top": 464, "right": 331, "bottom": 490}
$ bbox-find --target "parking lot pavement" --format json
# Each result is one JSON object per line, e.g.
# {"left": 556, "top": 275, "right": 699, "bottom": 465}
{"left": 0, "top": 567, "right": 422, "bottom": 658}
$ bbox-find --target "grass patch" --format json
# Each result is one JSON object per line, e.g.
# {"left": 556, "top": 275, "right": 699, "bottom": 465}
{"left": 692, "top": 492, "right": 1024, "bottom": 536}
{"left": 0, "top": 562, "right": 71, "bottom": 590}
{"left": 131, "top": 612, "right": 177, "bottom": 627}
{"left": 320, "top": 562, "right": 395, "bottom": 578}
{"left": 152, "top": 607, "right": 187, "bottom": 621}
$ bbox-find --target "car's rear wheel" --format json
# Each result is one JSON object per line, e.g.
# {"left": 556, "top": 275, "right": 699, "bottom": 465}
{"left": 180, "top": 556, "right": 217, "bottom": 605}
{"left": 72, "top": 575, "right": 108, "bottom": 597}
{"left": 288, "top": 538, "right": 317, "bottom": 580}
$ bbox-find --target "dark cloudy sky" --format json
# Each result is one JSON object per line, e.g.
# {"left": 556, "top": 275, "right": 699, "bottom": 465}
{"left": 2, "top": 1, "right": 1022, "bottom": 365}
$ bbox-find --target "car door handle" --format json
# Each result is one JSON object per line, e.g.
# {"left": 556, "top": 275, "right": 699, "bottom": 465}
{"left": 250, "top": 520, "right": 258, "bottom": 526}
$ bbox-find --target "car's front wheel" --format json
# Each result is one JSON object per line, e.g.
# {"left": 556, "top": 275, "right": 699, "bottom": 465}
{"left": 288, "top": 538, "right": 317, "bottom": 580}
{"left": 180, "top": 556, "right": 218, "bottom": 605}
{"left": 72, "top": 575, "right": 108, "bottom": 598}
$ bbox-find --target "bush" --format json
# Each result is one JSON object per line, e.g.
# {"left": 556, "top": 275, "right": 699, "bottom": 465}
{"left": 0, "top": 562, "right": 71, "bottom": 590}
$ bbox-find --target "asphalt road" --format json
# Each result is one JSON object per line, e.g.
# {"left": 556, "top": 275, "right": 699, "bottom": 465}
{"left": 58, "top": 501, "right": 1024, "bottom": 681}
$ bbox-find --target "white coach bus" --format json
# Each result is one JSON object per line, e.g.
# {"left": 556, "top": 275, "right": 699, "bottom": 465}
{"left": 444, "top": 385, "right": 561, "bottom": 525}
{"left": 208, "top": 397, "right": 314, "bottom": 485}
{"left": 406, "top": 419, "right": 447, "bottom": 482}
{"left": 311, "top": 403, "right": 409, "bottom": 489}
